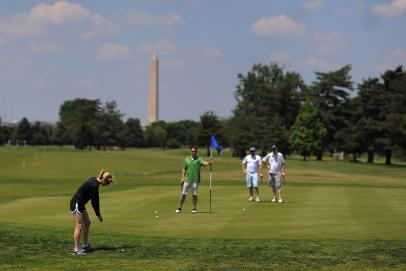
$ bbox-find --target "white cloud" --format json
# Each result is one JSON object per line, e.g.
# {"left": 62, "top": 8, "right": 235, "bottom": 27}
{"left": 0, "top": 1, "right": 118, "bottom": 44}
{"left": 371, "top": 48, "right": 406, "bottom": 72}
{"left": 313, "top": 31, "right": 347, "bottom": 55}
{"left": 137, "top": 39, "right": 177, "bottom": 54}
{"left": 372, "top": 0, "right": 406, "bottom": 17}
{"left": 96, "top": 42, "right": 130, "bottom": 60}
{"left": 81, "top": 14, "right": 119, "bottom": 39}
{"left": 199, "top": 48, "right": 222, "bottom": 59}
{"left": 30, "top": 41, "right": 64, "bottom": 54}
{"left": 303, "top": 0, "right": 324, "bottom": 12}
{"left": 252, "top": 15, "right": 305, "bottom": 38}
{"left": 127, "top": 11, "right": 183, "bottom": 26}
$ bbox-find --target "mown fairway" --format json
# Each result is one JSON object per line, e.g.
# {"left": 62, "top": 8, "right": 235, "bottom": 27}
{"left": 0, "top": 146, "right": 405, "bottom": 270}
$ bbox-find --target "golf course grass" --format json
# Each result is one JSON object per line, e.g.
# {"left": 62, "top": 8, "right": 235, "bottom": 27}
{"left": 0, "top": 146, "right": 405, "bottom": 270}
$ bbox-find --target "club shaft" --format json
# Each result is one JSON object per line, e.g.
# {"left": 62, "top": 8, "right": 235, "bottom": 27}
{"left": 101, "top": 222, "right": 119, "bottom": 249}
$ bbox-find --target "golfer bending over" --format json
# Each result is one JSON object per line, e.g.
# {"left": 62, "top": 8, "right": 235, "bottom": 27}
{"left": 176, "top": 145, "right": 212, "bottom": 213}
{"left": 69, "top": 169, "right": 115, "bottom": 255}
{"left": 242, "top": 146, "right": 263, "bottom": 202}
{"left": 262, "top": 145, "right": 285, "bottom": 203}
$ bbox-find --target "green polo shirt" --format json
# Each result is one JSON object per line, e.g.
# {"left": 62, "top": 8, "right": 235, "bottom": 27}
{"left": 183, "top": 156, "right": 206, "bottom": 183}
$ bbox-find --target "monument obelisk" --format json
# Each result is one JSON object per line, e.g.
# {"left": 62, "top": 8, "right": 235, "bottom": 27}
{"left": 147, "top": 52, "right": 159, "bottom": 124}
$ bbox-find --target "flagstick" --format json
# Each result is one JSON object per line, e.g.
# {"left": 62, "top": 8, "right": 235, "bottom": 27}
{"left": 209, "top": 146, "right": 213, "bottom": 214}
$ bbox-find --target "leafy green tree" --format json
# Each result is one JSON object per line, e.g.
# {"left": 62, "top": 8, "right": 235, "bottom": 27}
{"left": 0, "top": 118, "right": 3, "bottom": 145}
{"left": 52, "top": 122, "right": 69, "bottom": 147}
{"left": 166, "top": 120, "right": 199, "bottom": 148}
{"left": 335, "top": 97, "right": 365, "bottom": 161}
{"left": 31, "top": 122, "right": 53, "bottom": 145}
{"left": 357, "top": 67, "right": 406, "bottom": 165}
{"left": 59, "top": 99, "right": 101, "bottom": 149}
{"left": 144, "top": 121, "right": 167, "bottom": 148}
{"left": 96, "top": 101, "right": 125, "bottom": 149}
{"left": 230, "top": 63, "right": 303, "bottom": 155}
{"left": 14, "top": 117, "right": 32, "bottom": 145}
{"left": 379, "top": 66, "right": 406, "bottom": 164}
{"left": 357, "top": 78, "right": 383, "bottom": 163}
{"left": 308, "top": 65, "right": 353, "bottom": 159}
{"left": 122, "top": 118, "right": 144, "bottom": 148}
{"left": 290, "top": 100, "right": 327, "bottom": 160}
{"left": 196, "top": 111, "right": 222, "bottom": 156}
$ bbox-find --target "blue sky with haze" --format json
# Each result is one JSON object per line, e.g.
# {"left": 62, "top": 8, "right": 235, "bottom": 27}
{"left": 0, "top": 0, "right": 405, "bottom": 123}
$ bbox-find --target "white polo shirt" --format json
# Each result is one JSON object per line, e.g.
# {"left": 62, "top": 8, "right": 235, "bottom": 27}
{"left": 262, "top": 152, "right": 285, "bottom": 174}
{"left": 242, "top": 154, "right": 262, "bottom": 173}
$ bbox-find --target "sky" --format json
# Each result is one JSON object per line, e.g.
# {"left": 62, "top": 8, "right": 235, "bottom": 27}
{"left": 0, "top": 0, "right": 405, "bottom": 124}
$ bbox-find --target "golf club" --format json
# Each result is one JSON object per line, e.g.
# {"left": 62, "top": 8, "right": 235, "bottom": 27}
{"left": 282, "top": 174, "right": 287, "bottom": 203}
{"left": 101, "top": 221, "right": 125, "bottom": 252}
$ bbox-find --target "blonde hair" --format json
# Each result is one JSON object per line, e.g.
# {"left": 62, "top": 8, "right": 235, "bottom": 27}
{"left": 98, "top": 169, "right": 115, "bottom": 183}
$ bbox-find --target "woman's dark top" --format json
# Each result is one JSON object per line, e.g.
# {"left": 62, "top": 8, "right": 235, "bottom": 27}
{"left": 71, "top": 177, "right": 101, "bottom": 216}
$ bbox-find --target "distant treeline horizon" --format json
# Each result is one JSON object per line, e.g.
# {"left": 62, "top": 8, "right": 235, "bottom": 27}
{"left": 1, "top": 63, "right": 405, "bottom": 164}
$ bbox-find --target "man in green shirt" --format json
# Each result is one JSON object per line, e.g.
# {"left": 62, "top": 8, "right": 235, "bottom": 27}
{"left": 176, "top": 145, "right": 212, "bottom": 213}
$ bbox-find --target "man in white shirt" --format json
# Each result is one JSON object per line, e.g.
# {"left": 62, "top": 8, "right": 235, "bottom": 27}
{"left": 262, "top": 145, "right": 286, "bottom": 203}
{"left": 242, "top": 146, "right": 263, "bottom": 202}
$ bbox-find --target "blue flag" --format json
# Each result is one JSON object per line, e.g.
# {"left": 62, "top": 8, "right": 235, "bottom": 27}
{"left": 210, "top": 134, "right": 222, "bottom": 154}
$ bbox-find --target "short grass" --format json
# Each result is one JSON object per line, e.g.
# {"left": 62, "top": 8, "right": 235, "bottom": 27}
{"left": 0, "top": 146, "right": 406, "bottom": 270}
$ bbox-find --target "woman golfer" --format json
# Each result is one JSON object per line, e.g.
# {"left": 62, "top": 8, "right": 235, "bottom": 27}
{"left": 70, "top": 169, "right": 115, "bottom": 255}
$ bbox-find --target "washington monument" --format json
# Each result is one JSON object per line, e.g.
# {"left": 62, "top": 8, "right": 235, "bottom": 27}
{"left": 147, "top": 52, "right": 159, "bottom": 124}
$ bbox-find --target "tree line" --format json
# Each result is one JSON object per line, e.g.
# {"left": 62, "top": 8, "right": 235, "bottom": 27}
{"left": 1, "top": 63, "right": 405, "bottom": 164}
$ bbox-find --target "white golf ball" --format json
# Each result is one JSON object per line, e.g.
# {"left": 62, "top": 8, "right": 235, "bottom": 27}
{"left": 154, "top": 211, "right": 158, "bottom": 214}
{"left": 242, "top": 208, "right": 246, "bottom": 211}
{"left": 155, "top": 215, "right": 159, "bottom": 218}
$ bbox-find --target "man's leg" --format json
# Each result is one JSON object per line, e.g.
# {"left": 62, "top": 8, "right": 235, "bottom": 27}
{"left": 277, "top": 187, "right": 283, "bottom": 202}
{"left": 248, "top": 187, "right": 254, "bottom": 201}
{"left": 254, "top": 187, "right": 261, "bottom": 202}
{"left": 192, "top": 195, "right": 198, "bottom": 209}
{"left": 178, "top": 194, "right": 186, "bottom": 209}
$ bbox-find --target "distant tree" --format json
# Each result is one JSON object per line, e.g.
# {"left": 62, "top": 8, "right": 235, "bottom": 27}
{"left": 308, "top": 65, "right": 353, "bottom": 159}
{"left": 52, "top": 122, "right": 69, "bottom": 147}
{"left": 0, "top": 118, "right": 3, "bottom": 145}
{"left": 357, "top": 66, "right": 406, "bottom": 165}
{"left": 166, "top": 120, "right": 199, "bottom": 147}
{"left": 356, "top": 78, "right": 382, "bottom": 163}
{"left": 96, "top": 101, "right": 125, "bottom": 149}
{"left": 59, "top": 99, "right": 101, "bottom": 149}
{"left": 1, "top": 125, "right": 14, "bottom": 145}
{"left": 122, "top": 118, "right": 144, "bottom": 148}
{"left": 290, "top": 100, "right": 327, "bottom": 160}
{"left": 379, "top": 66, "right": 406, "bottom": 164}
{"left": 144, "top": 121, "right": 167, "bottom": 148}
{"left": 196, "top": 111, "right": 222, "bottom": 156}
{"left": 230, "top": 63, "right": 303, "bottom": 156}
{"left": 31, "top": 122, "right": 53, "bottom": 145}
{"left": 14, "top": 117, "right": 32, "bottom": 145}
{"left": 335, "top": 97, "right": 365, "bottom": 161}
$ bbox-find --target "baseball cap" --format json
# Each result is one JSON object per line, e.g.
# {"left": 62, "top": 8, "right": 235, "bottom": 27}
{"left": 249, "top": 146, "right": 256, "bottom": 152}
{"left": 271, "top": 145, "right": 277, "bottom": 149}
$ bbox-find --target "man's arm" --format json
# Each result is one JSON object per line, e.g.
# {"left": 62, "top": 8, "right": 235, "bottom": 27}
{"left": 258, "top": 158, "right": 263, "bottom": 177}
{"left": 242, "top": 162, "right": 247, "bottom": 174}
{"left": 203, "top": 159, "right": 213, "bottom": 167}
{"left": 180, "top": 168, "right": 186, "bottom": 184}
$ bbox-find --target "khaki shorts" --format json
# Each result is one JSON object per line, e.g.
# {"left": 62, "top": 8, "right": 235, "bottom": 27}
{"left": 269, "top": 173, "right": 283, "bottom": 188}
{"left": 182, "top": 182, "right": 199, "bottom": 196}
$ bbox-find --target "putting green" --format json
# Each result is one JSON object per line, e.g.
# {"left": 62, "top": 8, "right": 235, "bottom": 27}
{"left": 0, "top": 184, "right": 405, "bottom": 240}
